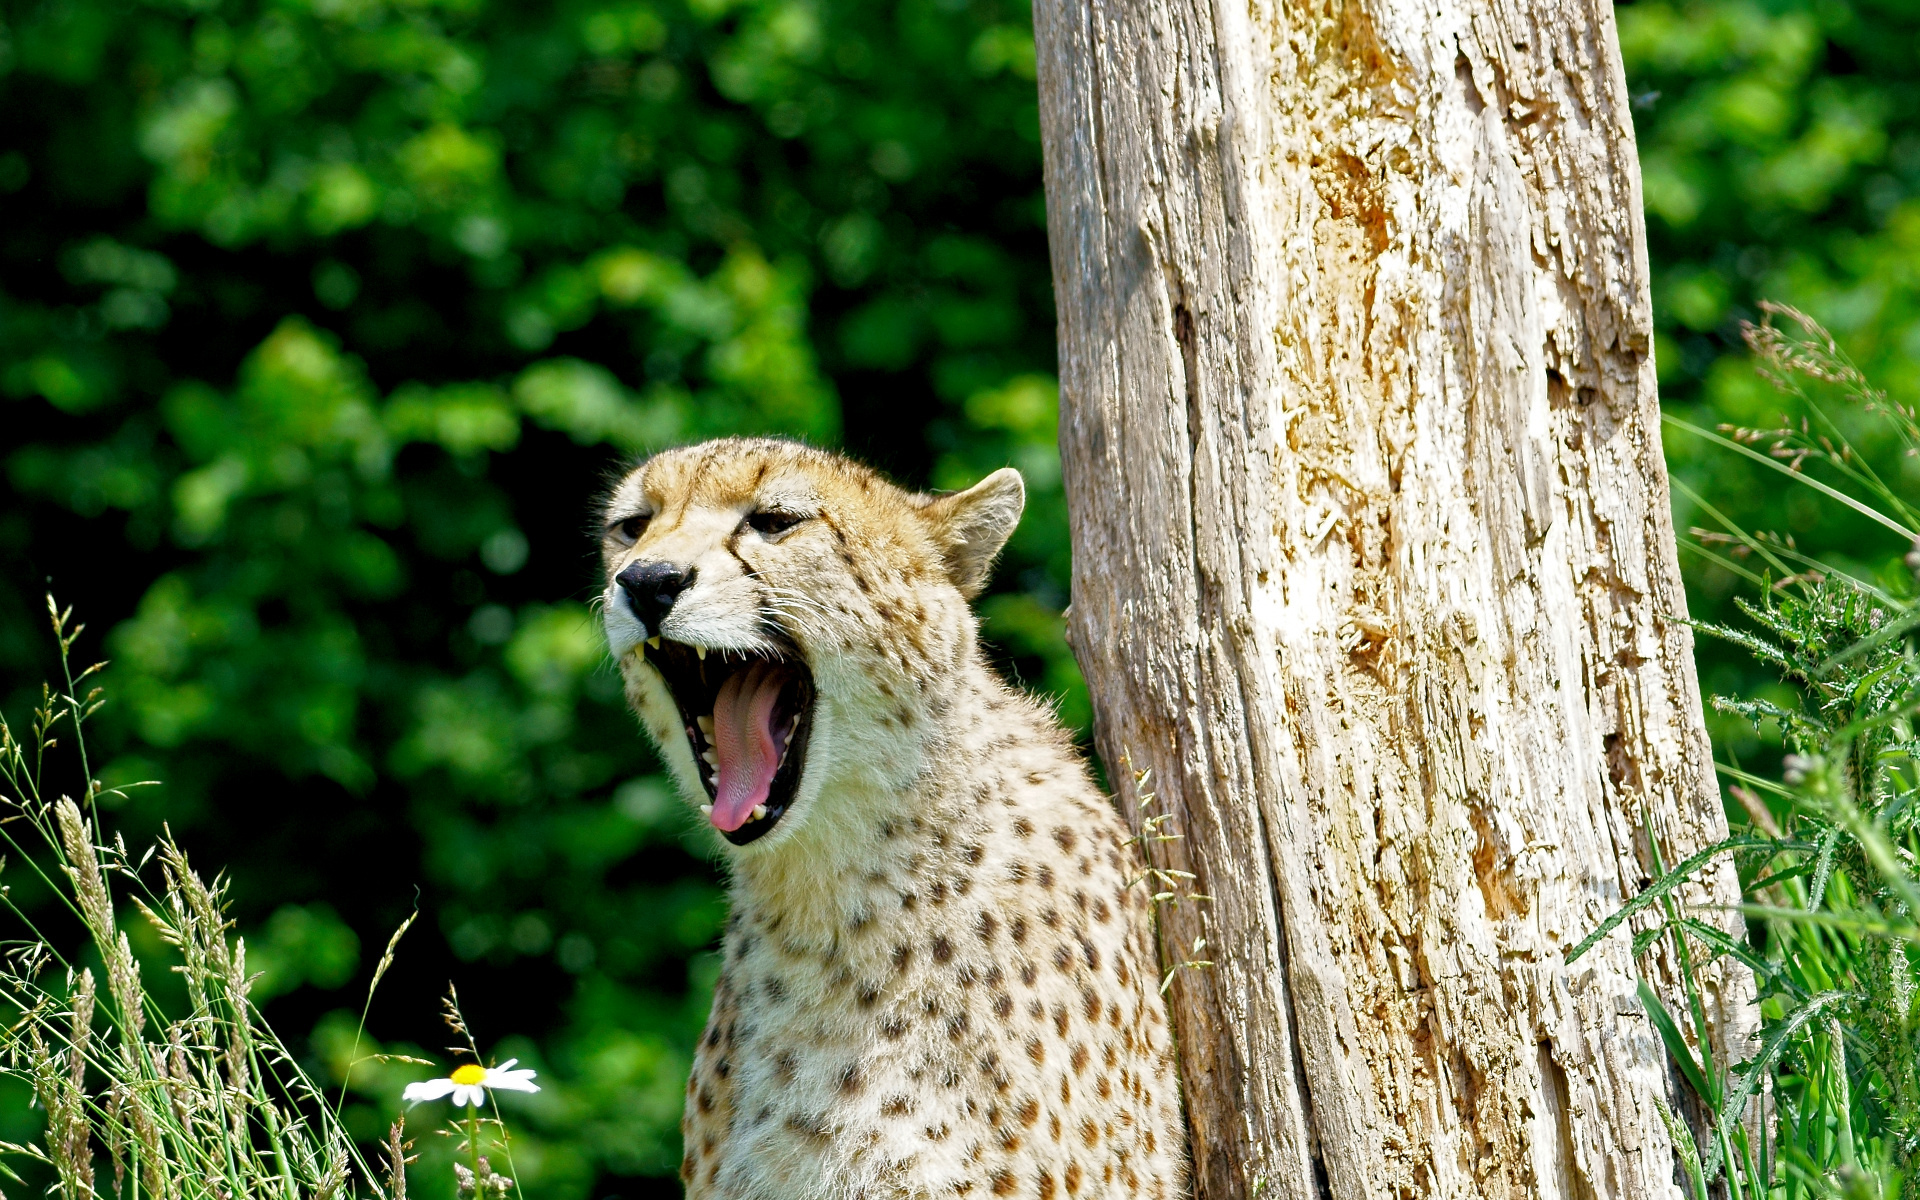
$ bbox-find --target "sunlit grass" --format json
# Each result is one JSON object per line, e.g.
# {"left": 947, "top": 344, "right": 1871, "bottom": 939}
{"left": 0, "top": 599, "right": 412, "bottom": 1199}
{"left": 1584, "top": 304, "right": 1920, "bottom": 1199}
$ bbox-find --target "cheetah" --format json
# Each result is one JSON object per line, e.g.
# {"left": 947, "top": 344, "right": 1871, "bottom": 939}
{"left": 598, "top": 438, "right": 1186, "bottom": 1199}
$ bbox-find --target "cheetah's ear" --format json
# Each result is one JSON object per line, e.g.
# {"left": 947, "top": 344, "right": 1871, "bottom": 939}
{"left": 923, "top": 467, "right": 1025, "bottom": 599}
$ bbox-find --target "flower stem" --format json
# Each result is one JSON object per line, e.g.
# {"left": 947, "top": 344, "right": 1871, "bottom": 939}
{"left": 468, "top": 1104, "right": 481, "bottom": 1184}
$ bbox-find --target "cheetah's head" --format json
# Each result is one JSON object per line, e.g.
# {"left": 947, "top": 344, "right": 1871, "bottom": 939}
{"left": 599, "top": 438, "right": 1024, "bottom": 850}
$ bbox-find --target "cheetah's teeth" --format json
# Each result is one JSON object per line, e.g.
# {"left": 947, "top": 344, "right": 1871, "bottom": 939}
{"left": 701, "top": 749, "right": 718, "bottom": 765}
{"left": 697, "top": 715, "right": 715, "bottom": 736}
{"left": 751, "top": 804, "right": 768, "bottom": 821}
{"left": 647, "top": 636, "right": 660, "bottom": 649}
{"left": 695, "top": 645, "right": 707, "bottom": 661}
{"left": 700, "top": 803, "right": 713, "bottom": 816}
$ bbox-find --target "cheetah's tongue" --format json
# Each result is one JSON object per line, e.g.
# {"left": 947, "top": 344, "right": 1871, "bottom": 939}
{"left": 709, "top": 661, "right": 791, "bottom": 833}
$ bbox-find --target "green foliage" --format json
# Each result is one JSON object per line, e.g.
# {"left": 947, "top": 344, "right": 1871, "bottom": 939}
{"left": 0, "top": 0, "right": 1068, "bottom": 1191}
{"left": 1623, "top": 0, "right": 1920, "bottom": 750}
{"left": 1624, "top": 14, "right": 1920, "bottom": 1183}
{"left": 1588, "top": 311, "right": 1920, "bottom": 1198}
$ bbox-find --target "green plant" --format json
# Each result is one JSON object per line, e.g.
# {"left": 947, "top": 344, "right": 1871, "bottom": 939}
{"left": 0, "top": 599, "right": 409, "bottom": 1198}
{"left": 1580, "top": 305, "right": 1920, "bottom": 1199}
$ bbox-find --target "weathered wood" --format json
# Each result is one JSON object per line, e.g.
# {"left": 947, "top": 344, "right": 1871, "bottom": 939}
{"left": 1033, "top": 0, "right": 1754, "bottom": 1195}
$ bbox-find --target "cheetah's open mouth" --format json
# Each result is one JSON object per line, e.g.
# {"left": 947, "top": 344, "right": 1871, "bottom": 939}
{"left": 644, "top": 639, "right": 814, "bottom": 846}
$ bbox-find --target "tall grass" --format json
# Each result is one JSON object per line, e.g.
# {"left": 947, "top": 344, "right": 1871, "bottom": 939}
{"left": 0, "top": 599, "right": 406, "bottom": 1199}
{"left": 1577, "top": 303, "right": 1920, "bottom": 1199}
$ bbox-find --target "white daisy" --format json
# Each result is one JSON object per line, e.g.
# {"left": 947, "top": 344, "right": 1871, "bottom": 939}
{"left": 401, "top": 1060, "right": 540, "bottom": 1108}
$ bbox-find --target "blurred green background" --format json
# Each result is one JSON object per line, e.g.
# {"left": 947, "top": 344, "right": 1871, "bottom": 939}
{"left": 1625, "top": 0, "right": 1920, "bottom": 773}
{"left": 0, "top": 0, "right": 1916, "bottom": 1193}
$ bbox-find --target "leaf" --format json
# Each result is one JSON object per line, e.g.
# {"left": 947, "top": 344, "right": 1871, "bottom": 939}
{"left": 1640, "top": 977, "right": 1715, "bottom": 1106}
{"left": 1808, "top": 826, "right": 1840, "bottom": 911}
{"left": 1712, "top": 697, "right": 1826, "bottom": 747}
{"left": 1632, "top": 924, "right": 1669, "bottom": 958}
{"left": 1846, "top": 655, "right": 1908, "bottom": 704}
{"left": 1703, "top": 990, "right": 1852, "bottom": 1179}
{"left": 1673, "top": 917, "right": 1789, "bottom": 986}
{"left": 1820, "top": 607, "right": 1920, "bottom": 679}
{"left": 1567, "top": 836, "right": 1773, "bottom": 964}
{"left": 1820, "top": 786, "right": 1920, "bottom": 917}
{"left": 1743, "top": 860, "right": 1814, "bottom": 891}
{"left": 1692, "top": 619, "right": 1796, "bottom": 674}
{"left": 1731, "top": 903, "right": 1920, "bottom": 940}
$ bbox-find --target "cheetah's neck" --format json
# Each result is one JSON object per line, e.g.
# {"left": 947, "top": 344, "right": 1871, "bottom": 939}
{"left": 724, "top": 660, "right": 1036, "bottom": 955}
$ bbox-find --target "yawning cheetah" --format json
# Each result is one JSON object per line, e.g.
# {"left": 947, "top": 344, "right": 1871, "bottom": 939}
{"left": 598, "top": 438, "right": 1185, "bottom": 1199}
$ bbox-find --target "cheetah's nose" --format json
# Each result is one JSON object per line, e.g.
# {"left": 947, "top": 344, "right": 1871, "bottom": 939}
{"left": 616, "top": 561, "right": 695, "bottom": 637}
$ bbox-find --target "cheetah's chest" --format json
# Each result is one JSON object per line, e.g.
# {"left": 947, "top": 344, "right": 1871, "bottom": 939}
{"left": 680, "top": 812, "right": 1181, "bottom": 1200}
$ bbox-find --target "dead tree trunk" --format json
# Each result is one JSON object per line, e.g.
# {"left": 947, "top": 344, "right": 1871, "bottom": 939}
{"left": 1034, "top": 0, "right": 1754, "bottom": 1196}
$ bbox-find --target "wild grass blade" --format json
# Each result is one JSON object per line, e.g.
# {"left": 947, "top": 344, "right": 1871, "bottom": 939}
{"left": 1663, "top": 413, "right": 1919, "bottom": 542}
{"left": 1566, "top": 836, "right": 1773, "bottom": 964}
{"left": 1640, "top": 977, "right": 1715, "bottom": 1104}
{"left": 1703, "top": 990, "right": 1852, "bottom": 1179}
{"left": 1671, "top": 473, "right": 1798, "bottom": 580}
{"left": 0, "top": 600, "right": 399, "bottom": 1200}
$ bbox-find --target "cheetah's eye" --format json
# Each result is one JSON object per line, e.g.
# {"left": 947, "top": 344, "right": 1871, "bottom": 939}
{"left": 610, "top": 514, "right": 650, "bottom": 544}
{"left": 745, "top": 509, "right": 807, "bottom": 538}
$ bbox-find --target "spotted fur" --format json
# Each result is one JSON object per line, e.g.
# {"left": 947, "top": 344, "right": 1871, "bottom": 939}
{"left": 598, "top": 438, "right": 1185, "bottom": 1199}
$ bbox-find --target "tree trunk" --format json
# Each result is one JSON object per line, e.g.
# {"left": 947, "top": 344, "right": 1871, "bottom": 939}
{"left": 1033, "top": 0, "right": 1755, "bottom": 1196}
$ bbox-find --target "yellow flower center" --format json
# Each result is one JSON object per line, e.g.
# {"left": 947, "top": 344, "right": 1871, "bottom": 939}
{"left": 450, "top": 1064, "right": 488, "bottom": 1086}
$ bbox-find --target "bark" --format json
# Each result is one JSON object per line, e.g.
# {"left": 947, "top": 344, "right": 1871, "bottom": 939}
{"left": 1033, "top": 0, "right": 1755, "bottom": 1196}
